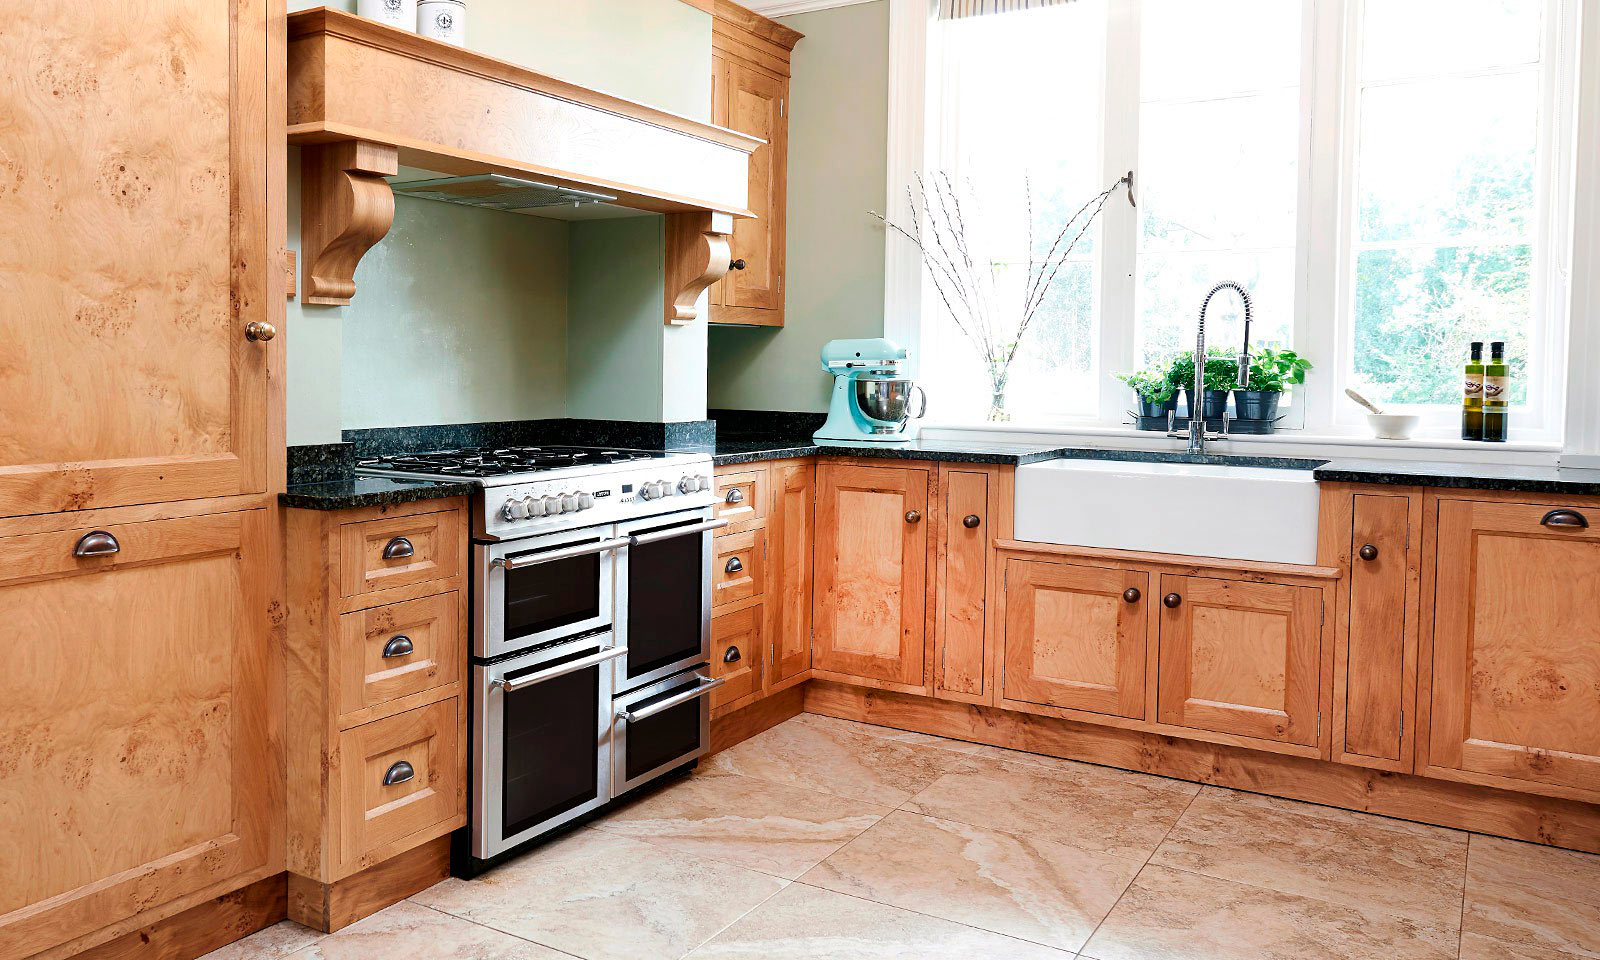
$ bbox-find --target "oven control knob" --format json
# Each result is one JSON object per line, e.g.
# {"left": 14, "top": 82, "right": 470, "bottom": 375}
{"left": 561, "top": 493, "right": 579, "bottom": 512}
{"left": 698, "top": 475, "right": 711, "bottom": 492}
{"left": 542, "top": 495, "right": 564, "bottom": 515}
{"left": 639, "top": 482, "right": 660, "bottom": 501}
{"left": 678, "top": 476, "right": 696, "bottom": 494}
{"left": 577, "top": 492, "right": 594, "bottom": 510}
{"left": 656, "top": 480, "right": 673, "bottom": 498}
{"left": 523, "top": 495, "right": 544, "bottom": 518}
{"left": 501, "top": 499, "right": 526, "bottom": 521}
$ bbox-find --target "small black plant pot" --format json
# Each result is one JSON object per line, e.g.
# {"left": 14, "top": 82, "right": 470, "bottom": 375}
{"left": 1233, "top": 390, "right": 1281, "bottom": 421}
{"left": 1133, "top": 395, "right": 1178, "bottom": 420}
{"left": 1183, "top": 389, "right": 1231, "bottom": 422}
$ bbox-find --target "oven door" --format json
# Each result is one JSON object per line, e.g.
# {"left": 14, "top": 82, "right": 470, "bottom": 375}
{"left": 610, "top": 667, "right": 725, "bottom": 797}
{"left": 476, "top": 524, "right": 625, "bottom": 660}
{"left": 472, "top": 632, "right": 626, "bottom": 859}
{"left": 614, "top": 508, "right": 725, "bottom": 692}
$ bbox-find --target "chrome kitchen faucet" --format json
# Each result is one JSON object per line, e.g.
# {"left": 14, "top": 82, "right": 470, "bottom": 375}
{"left": 1171, "top": 281, "right": 1254, "bottom": 455}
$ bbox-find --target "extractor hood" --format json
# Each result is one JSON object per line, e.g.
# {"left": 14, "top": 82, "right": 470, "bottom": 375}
{"left": 390, "top": 174, "right": 616, "bottom": 213}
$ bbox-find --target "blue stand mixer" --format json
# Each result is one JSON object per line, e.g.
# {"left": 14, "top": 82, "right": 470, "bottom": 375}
{"left": 814, "top": 338, "right": 928, "bottom": 443}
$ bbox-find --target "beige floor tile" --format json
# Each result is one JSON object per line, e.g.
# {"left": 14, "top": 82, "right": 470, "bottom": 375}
{"left": 1149, "top": 787, "right": 1468, "bottom": 929}
{"left": 280, "top": 902, "right": 567, "bottom": 959}
{"left": 1463, "top": 835, "right": 1600, "bottom": 959}
{"left": 412, "top": 829, "right": 787, "bottom": 960}
{"left": 200, "top": 920, "right": 324, "bottom": 960}
{"left": 903, "top": 754, "right": 1197, "bottom": 860}
{"left": 1081, "top": 864, "right": 1459, "bottom": 960}
{"left": 684, "top": 882, "right": 1074, "bottom": 959}
{"left": 1459, "top": 931, "right": 1593, "bottom": 960}
{"left": 801, "top": 809, "right": 1140, "bottom": 952}
{"left": 592, "top": 771, "right": 890, "bottom": 878}
{"left": 703, "top": 715, "right": 974, "bottom": 806}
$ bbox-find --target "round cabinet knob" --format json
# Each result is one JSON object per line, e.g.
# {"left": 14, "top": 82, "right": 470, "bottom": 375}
{"left": 905, "top": 510, "right": 922, "bottom": 524}
{"left": 244, "top": 321, "right": 277, "bottom": 342}
{"left": 577, "top": 492, "right": 594, "bottom": 510}
{"left": 1359, "top": 543, "right": 1379, "bottom": 562}
{"left": 1123, "top": 587, "right": 1142, "bottom": 604}
{"left": 963, "top": 514, "right": 981, "bottom": 529}
{"left": 1163, "top": 593, "right": 1182, "bottom": 609}
{"left": 730, "top": 258, "right": 747, "bottom": 270}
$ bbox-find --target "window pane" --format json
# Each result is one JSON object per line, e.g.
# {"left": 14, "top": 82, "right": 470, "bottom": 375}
{"left": 1362, "top": 0, "right": 1542, "bottom": 83}
{"left": 926, "top": 1, "right": 1108, "bottom": 422}
{"left": 1136, "top": 2, "right": 1303, "bottom": 370}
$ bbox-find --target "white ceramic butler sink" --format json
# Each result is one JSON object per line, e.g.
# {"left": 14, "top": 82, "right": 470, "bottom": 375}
{"left": 1014, "top": 458, "right": 1321, "bottom": 565}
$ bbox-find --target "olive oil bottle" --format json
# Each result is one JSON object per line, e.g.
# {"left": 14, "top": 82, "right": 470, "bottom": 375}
{"left": 1482, "top": 340, "right": 1509, "bottom": 442}
{"left": 1461, "top": 341, "right": 1484, "bottom": 440}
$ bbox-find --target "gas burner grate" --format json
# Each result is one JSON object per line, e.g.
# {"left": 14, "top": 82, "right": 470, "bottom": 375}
{"left": 356, "top": 445, "right": 668, "bottom": 478}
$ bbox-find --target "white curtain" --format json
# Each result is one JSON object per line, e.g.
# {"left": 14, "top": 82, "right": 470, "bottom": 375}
{"left": 937, "top": 0, "right": 1078, "bottom": 20}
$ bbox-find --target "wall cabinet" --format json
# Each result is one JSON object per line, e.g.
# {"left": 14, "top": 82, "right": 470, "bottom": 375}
{"left": 0, "top": 507, "right": 279, "bottom": 957}
{"left": 1423, "top": 496, "right": 1600, "bottom": 800}
{"left": 709, "top": 2, "right": 801, "bottom": 327}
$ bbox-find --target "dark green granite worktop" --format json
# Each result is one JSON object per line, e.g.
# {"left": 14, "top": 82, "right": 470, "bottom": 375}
{"left": 710, "top": 437, "right": 1075, "bottom": 467}
{"left": 1313, "top": 458, "right": 1600, "bottom": 495}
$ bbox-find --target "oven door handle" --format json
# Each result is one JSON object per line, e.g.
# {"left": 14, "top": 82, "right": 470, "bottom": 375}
{"left": 492, "top": 645, "right": 629, "bottom": 692}
{"left": 628, "top": 518, "right": 729, "bottom": 547}
{"left": 619, "top": 674, "right": 726, "bottom": 723}
{"left": 493, "top": 536, "right": 631, "bottom": 571}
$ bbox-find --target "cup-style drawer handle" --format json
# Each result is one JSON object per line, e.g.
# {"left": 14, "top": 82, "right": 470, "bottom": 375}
{"left": 1359, "top": 544, "right": 1379, "bottom": 562}
{"left": 73, "top": 530, "right": 121, "bottom": 558}
{"left": 724, "top": 557, "right": 744, "bottom": 574}
{"left": 382, "top": 760, "right": 415, "bottom": 786}
{"left": 725, "top": 488, "right": 746, "bottom": 505}
{"left": 1163, "top": 593, "right": 1182, "bottom": 609}
{"left": 382, "top": 537, "right": 415, "bottom": 560}
{"left": 724, "top": 645, "right": 742, "bottom": 663}
{"left": 1123, "top": 587, "right": 1141, "bottom": 604}
{"left": 1542, "top": 509, "right": 1589, "bottom": 530}
{"left": 963, "top": 514, "right": 981, "bottom": 529}
{"left": 905, "top": 510, "right": 922, "bottom": 524}
{"left": 382, "top": 635, "right": 414, "bottom": 659}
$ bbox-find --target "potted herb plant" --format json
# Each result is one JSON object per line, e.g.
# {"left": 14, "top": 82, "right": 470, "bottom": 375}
{"left": 1116, "top": 367, "right": 1178, "bottom": 422}
{"left": 1235, "top": 347, "right": 1312, "bottom": 421}
{"left": 1167, "top": 348, "right": 1239, "bottom": 423}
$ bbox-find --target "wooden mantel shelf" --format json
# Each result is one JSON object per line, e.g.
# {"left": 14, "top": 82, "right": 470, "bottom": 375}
{"left": 287, "top": 7, "right": 760, "bottom": 315}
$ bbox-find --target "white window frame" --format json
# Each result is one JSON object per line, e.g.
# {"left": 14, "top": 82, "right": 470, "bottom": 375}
{"left": 885, "top": 0, "right": 1592, "bottom": 448}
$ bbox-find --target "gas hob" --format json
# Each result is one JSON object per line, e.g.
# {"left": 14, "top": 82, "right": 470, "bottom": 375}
{"left": 357, "top": 445, "right": 716, "bottom": 541}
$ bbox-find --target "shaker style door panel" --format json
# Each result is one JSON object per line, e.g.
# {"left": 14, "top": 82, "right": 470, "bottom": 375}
{"left": 1001, "top": 559, "right": 1148, "bottom": 718}
{"left": 1157, "top": 574, "right": 1324, "bottom": 748}
{"left": 813, "top": 463, "right": 929, "bottom": 687}
{"left": 1342, "top": 493, "right": 1414, "bottom": 765}
{"left": 767, "top": 461, "right": 815, "bottom": 687}
{"left": 936, "top": 470, "right": 992, "bottom": 701}
{"left": 0, "top": 0, "right": 273, "bottom": 515}
{"left": 1426, "top": 498, "right": 1600, "bottom": 797}
{"left": 0, "top": 507, "right": 277, "bottom": 956}
{"left": 720, "top": 61, "right": 785, "bottom": 313}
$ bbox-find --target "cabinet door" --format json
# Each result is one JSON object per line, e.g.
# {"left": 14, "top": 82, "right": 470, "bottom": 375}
{"left": 1427, "top": 499, "right": 1600, "bottom": 795}
{"left": 720, "top": 61, "right": 786, "bottom": 314}
{"left": 813, "top": 463, "right": 929, "bottom": 687}
{"left": 935, "top": 470, "right": 992, "bottom": 701}
{"left": 767, "top": 462, "right": 815, "bottom": 687}
{"left": 1341, "top": 493, "right": 1415, "bottom": 765}
{"left": 0, "top": 508, "right": 277, "bottom": 955}
{"left": 0, "top": 0, "right": 272, "bottom": 516}
{"left": 1158, "top": 574, "right": 1324, "bottom": 747}
{"left": 711, "top": 602, "right": 765, "bottom": 712}
{"left": 1001, "top": 559, "right": 1148, "bottom": 718}
{"left": 709, "top": 53, "right": 728, "bottom": 309}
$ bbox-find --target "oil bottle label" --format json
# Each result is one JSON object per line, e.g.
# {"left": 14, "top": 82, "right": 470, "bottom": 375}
{"left": 1483, "top": 375, "right": 1508, "bottom": 403}
{"left": 1463, "top": 374, "right": 1483, "bottom": 400}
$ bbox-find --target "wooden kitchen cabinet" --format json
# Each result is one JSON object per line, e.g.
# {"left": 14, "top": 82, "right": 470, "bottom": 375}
{"left": 933, "top": 466, "right": 1011, "bottom": 703}
{"left": 0, "top": 507, "right": 279, "bottom": 957}
{"left": 0, "top": 0, "right": 275, "bottom": 517}
{"left": 812, "top": 462, "right": 931, "bottom": 689}
{"left": 1422, "top": 495, "right": 1600, "bottom": 800}
{"left": 766, "top": 461, "right": 815, "bottom": 688}
{"left": 1157, "top": 574, "right": 1326, "bottom": 751}
{"left": 709, "top": 1, "right": 800, "bottom": 327}
{"left": 711, "top": 602, "right": 767, "bottom": 712}
{"left": 1000, "top": 559, "right": 1149, "bottom": 719}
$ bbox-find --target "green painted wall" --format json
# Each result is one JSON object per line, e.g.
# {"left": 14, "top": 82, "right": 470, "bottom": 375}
{"left": 285, "top": 0, "right": 713, "bottom": 444}
{"left": 705, "top": 0, "right": 891, "bottom": 413}
{"left": 568, "top": 217, "right": 668, "bottom": 421}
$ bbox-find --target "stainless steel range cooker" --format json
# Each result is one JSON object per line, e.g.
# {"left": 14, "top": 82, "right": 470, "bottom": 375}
{"left": 359, "top": 446, "right": 727, "bottom": 867}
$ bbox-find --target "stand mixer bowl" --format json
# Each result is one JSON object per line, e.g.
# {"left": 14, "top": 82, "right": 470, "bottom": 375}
{"left": 855, "top": 378, "right": 927, "bottom": 430}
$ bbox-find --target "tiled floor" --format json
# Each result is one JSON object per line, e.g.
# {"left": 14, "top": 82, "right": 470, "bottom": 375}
{"left": 209, "top": 713, "right": 1600, "bottom": 960}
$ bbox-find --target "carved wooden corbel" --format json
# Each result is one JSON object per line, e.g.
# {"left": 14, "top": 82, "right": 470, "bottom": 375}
{"left": 300, "top": 140, "right": 399, "bottom": 306}
{"left": 664, "top": 211, "right": 736, "bottom": 325}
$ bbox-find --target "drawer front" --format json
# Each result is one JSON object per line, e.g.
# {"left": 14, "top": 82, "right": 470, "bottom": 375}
{"left": 339, "top": 508, "right": 462, "bottom": 598}
{"left": 713, "top": 529, "right": 765, "bottom": 608}
{"left": 338, "top": 591, "right": 462, "bottom": 720}
{"left": 714, "top": 468, "right": 768, "bottom": 527}
{"left": 710, "top": 603, "right": 765, "bottom": 708}
{"left": 338, "top": 697, "right": 461, "bottom": 871}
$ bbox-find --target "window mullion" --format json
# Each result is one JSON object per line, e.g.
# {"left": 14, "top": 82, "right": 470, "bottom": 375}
{"left": 1098, "top": 0, "right": 1142, "bottom": 424}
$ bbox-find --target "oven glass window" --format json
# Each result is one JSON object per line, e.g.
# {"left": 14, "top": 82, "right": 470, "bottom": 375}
{"left": 503, "top": 549, "right": 601, "bottom": 642}
{"left": 502, "top": 658, "right": 601, "bottom": 838}
{"left": 623, "top": 683, "right": 703, "bottom": 783}
{"left": 626, "top": 522, "right": 704, "bottom": 677}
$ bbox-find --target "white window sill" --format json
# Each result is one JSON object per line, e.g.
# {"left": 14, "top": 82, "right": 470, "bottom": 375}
{"left": 917, "top": 420, "right": 1565, "bottom": 464}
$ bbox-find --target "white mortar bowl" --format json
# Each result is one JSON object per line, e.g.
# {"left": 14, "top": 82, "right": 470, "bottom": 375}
{"left": 1367, "top": 413, "right": 1421, "bottom": 440}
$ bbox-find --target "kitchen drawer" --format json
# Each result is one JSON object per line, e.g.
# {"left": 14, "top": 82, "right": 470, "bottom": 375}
{"left": 339, "top": 508, "right": 463, "bottom": 599}
{"left": 714, "top": 467, "right": 769, "bottom": 528}
{"left": 337, "top": 697, "right": 461, "bottom": 871}
{"left": 337, "top": 591, "right": 462, "bottom": 721}
{"left": 710, "top": 602, "right": 765, "bottom": 709}
{"left": 713, "top": 528, "right": 765, "bottom": 608}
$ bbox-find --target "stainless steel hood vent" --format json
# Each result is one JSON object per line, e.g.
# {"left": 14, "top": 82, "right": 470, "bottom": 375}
{"left": 390, "top": 174, "right": 617, "bottom": 212}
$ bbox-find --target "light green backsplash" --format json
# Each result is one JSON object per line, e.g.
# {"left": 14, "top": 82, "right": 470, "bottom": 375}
{"left": 705, "top": 0, "right": 890, "bottom": 413}
{"left": 284, "top": 0, "right": 713, "bottom": 444}
{"left": 567, "top": 217, "right": 668, "bottom": 422}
